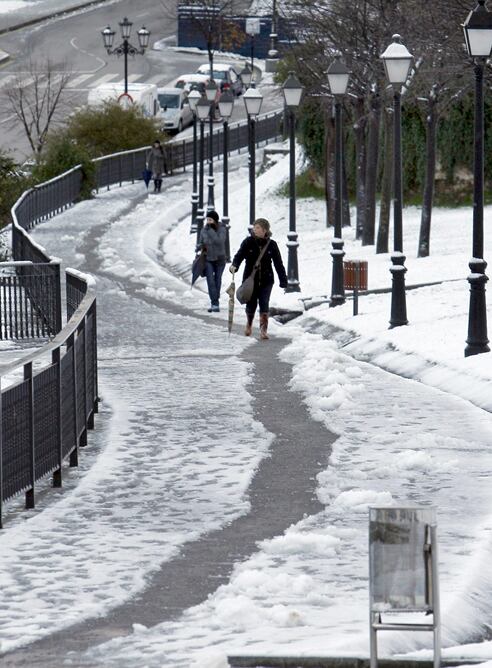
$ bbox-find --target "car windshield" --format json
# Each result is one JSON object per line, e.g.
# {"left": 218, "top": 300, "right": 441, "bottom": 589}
{"left": 159, "top": 94, "right": 180, "bottom": 108}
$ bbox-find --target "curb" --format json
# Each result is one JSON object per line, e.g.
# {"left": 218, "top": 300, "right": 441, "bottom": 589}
{"left": 228, "top": 657, "right": 480, "bottom": 668}
{"left": 0, "top": 0, "right": 114, "bottom": 37}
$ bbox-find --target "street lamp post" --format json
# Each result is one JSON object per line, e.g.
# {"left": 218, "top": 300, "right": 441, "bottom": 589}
{"left": 243, "top": 87, "right": 263, "bottom": 231}
{"left": 282, "top": 72, "right": 304, "bottom": 293}
{"left": 218, "top": 90, "right": 235, "bottom": 261}
{"left": 196, "top": 96, "right": 211, "bottom": 248}
{"left": 327, "top": 56, "right": 350, "bottom": 307}
{"left": 381, "top": 34, "right": 413, "bottom": 328}
{"left": 240, "top": 63, "right": 253, "bottom": 91}
{"left": 101, "top": 18, "right": 150, "bottom": 95}
{"left": 205, "top": 80, "right": 218, "bottom": 212}
{"left": 188, "top": 89, "right": 201, "bottom": 234}
{"left": 463, "top": 0, "right": 492, "bottom": 356}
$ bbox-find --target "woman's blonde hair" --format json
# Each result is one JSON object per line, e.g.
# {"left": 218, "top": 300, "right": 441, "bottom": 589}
{"left": 254, "top": 217, "right": 271, "bottom": 237}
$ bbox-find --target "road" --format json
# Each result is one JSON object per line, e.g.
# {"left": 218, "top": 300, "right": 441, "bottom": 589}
{"left": 0, "top": 0, "right": 282, "bottom": 160}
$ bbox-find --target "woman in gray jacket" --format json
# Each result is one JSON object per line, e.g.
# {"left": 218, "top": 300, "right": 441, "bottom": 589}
{"left": 147, "top": 139, "right": 167, "bottom": 193}
{"left": 199, "top": 210, "right": 227, "bottom": 312}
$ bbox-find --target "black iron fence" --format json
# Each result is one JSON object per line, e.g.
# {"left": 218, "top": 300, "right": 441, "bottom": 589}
{"left": 0, "top": 269, "right": 97, "bottom": 527}
{"left": 0, "top": 261, "right": 62, "bottom": 339}
{"left": 0, "top": 106, "right": 283, "bottom": 524}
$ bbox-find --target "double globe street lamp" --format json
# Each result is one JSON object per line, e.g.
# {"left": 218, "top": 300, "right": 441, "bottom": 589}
{"left": 462, "top": 0, "right": 492, "bottom": 356}
{"left": 205, "top": 80, "right": 218, "bottom": 211}
{"left": 101, "top": 18, "right": 150, "bottom": 95}
{"left": 187, "top": 89, "right": 202, "bottom": 234}
{"left": 195, "top": 95, "right": 211, "bottom": 248}
{"left": 327, "top": 55, "right": 350, "bottom": 306}
{"left": 218, "top": 90, "right": 235, "bottom": 261}
{"left": 380, "top": 34, "right": 413, "bottom": 328}
{"left": 282, "top": 72, "right": 304, "bottom": 292}
{"left": 243, "top": 86, "right": 263, "bottom": 231}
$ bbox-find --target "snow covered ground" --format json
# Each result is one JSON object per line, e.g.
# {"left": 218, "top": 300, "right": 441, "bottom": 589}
{"left": 2, "top": 140, "right": 492, "bottom": 667}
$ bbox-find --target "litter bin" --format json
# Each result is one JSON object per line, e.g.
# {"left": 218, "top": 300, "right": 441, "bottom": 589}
{"left": 343, "top": 260, "right": 368, "bottom": 315}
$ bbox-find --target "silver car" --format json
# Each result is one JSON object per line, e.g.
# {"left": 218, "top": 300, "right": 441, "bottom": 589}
{"left": 157, "top": 87, "right": 193, "bottom": 134}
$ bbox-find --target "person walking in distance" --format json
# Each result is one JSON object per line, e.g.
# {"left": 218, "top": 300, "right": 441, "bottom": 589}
{"left": 200, "top": 210, "right": 227, "bottom": 312}
{"left": 230, "top": 218, "right": 287, "bottom": 340}
{"left": 147, "top": 139, "right": 167, "bottom": 193}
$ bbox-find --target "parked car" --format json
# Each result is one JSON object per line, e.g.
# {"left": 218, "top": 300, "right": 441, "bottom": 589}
{"left": 157, "top": 87, "right": 193, "bottom": 133}
{"left": 173, "top": 73, "right": 220, "bottom": 104}
{"left": 196, "top": 63, "right": 244, "bottom": 96}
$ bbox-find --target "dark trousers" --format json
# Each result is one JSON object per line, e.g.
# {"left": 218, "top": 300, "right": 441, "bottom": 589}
{"left": 246, "top": 283, "right": 273, "bottom": 315}
{"left": 205, "top": 260, "right": 226, "bottom": 306}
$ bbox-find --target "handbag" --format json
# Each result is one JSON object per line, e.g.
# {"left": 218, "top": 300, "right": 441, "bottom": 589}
{"left": 236, "top": 240, "right": 271, "bottom": 304}
{"left": 191, "top": 248, "right": 207, "bottom": 286}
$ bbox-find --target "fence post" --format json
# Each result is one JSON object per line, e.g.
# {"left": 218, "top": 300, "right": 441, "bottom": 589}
{"left": 52, "top": 347, "right": 63, "bottom": 488}
{"left": 54, "top": 262, "right": 62, "bottom": 334}
{"left": 132, "top": 152, "right": 136, "bottom": 184}
{"left": 182, "top": 140, "right": 186, "bottom": 172}
{"left": 24, "top": 361, "right": 35, "bottom": 509}
{"left": 0, "top": 379, "right": 3, "bottom": 529}
{"left": 79, "top": 322, "right": 87, "bottom": 448}
{"left": 70, "top": 331, "right": 79, "bottom": 464}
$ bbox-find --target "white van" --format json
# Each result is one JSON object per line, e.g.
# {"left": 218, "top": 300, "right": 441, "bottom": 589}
{"left": 87, "top": 82, "right": 159, "bottom": 117}
{"left": 157, "top": 87, "right": 193, "bottom": 133}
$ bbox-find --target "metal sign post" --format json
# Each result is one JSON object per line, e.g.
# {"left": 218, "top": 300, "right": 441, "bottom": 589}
{"left": 369, "top": 506, "right": 441, "bottom": 668}
{"left": 245, "top": 18, "right": 261, "bottom": 78}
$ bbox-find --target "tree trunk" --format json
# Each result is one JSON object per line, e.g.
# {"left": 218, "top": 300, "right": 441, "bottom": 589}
{"left": 418, "top": 101, "right": 438, "bottom": 258}
{"left": 324, "top": 105, "right": 335, "bottom": 228}
{"left": 354, "top": 96, "right": 366, "bottom": 239}
{"left": 362, "top": 90, "right": 381, "bottom": 246}
{"left": 342, "top": 149, "right": 351, "bottom": 227}
{"left": 376, "top": 106, "right": 393, "bottom": 253}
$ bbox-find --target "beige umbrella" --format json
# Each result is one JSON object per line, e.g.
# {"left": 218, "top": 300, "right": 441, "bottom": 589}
{"left": 225, "top": 275, "right": 236, "bottom": 335}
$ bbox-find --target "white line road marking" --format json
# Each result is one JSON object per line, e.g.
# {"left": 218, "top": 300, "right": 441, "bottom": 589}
{"left": 90, "top": 73, "right": 120, "bottom": 87}
{"left": 68, "top": 73, "right": 94, "bottom": 88}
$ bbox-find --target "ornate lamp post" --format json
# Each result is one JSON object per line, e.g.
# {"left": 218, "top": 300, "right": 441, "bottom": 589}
{"left": 243, "top": 86, "right": 263, "bottom": 231}
{"left": 218, "top": 90, "right": 234, "bottom": 261}
{"left": 188, "top": 89, "right": 201, "bottom": 234}
{"left": 463, "top": 0, "right": 492, "bottom": 356}
{"left": 101, "top": 18, "right": 150, "bottom": 95}
{"left": 327, "top": 55, "right": 350, "bottom": 307}
{"left": 282, "top": 72, "right": 304, "bottom": 292}
{"left": 240, "top": 63, "right": 253, "bottom": 90}
{"left": 196, "top": 96, "right": 211, "bottom": 248}
{"left": 205, "top": 80, "right": 218, "bottom": 212}
{"left": 381, "top": 34, "right": 413, "bottom": 328}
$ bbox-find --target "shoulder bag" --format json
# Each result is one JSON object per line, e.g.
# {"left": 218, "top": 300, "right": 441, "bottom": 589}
{"left": 236, "top": 240, "right": 271, "bottom": 304}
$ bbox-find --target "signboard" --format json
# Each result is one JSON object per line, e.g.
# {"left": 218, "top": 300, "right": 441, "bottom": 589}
{"left": 245, "top": 18, "right": 261, "bottom": 35}
{"left": 368, "top": 506, "right": 441, "bottom": 668}
{"left": 118, "top": 92, "right": 134, "bottom": 109}
{"left": 369, "top": 506, "right": 435, "bottom": 611}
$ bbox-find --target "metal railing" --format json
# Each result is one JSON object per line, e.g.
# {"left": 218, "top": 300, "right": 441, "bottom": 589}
{"left": 0, "top": 268, "right": 97, "bottom": 527}
{"left": 0, "top": 106, "right": 284, "bottom": 524}
{"left": 0, "top": 261, "right": 62, "bottom": 339}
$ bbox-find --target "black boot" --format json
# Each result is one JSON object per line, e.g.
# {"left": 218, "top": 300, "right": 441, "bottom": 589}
{"left": 157, "top": 179, "right": 162, "bottom": 192}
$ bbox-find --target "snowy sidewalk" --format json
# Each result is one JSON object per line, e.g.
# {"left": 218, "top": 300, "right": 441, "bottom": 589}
{"left": 2, "top": 149, "right": 492, "bottom": 667}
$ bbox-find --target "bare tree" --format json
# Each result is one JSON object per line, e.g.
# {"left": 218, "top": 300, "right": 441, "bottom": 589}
{"left": 3, "top": 59, "right": 72, "bottom": 159}
{"left": 162, "top": 0, "right": 246, "bottom": 76}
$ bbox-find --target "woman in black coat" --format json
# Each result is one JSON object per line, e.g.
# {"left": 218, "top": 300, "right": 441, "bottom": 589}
{"left": 230, "top": 218, "right": 287, "bottom": 340}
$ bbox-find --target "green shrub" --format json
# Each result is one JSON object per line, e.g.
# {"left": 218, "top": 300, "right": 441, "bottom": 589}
{"left": 65, "top": 101, "right": 165, "bottom": 157}
{"left": 0, "top": 151, "right": 31, "bottom": 229}
{"left": 31, "top": 131, "right": 95, "bottom": 199}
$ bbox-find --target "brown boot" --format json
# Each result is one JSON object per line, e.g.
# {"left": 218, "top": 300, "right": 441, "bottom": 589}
{"left": 245, "top": 312, "right": 254, "bottom": 336}
{"left": 259, "top": 313, "right": 269, "bottom": 340}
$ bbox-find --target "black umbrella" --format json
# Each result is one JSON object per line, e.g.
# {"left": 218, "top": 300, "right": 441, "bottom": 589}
{"left": 191, "top": 250, "right": 207, "bottom": 286}
{"left": 142, "top": 168, "right": 152, "bottom": 188}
